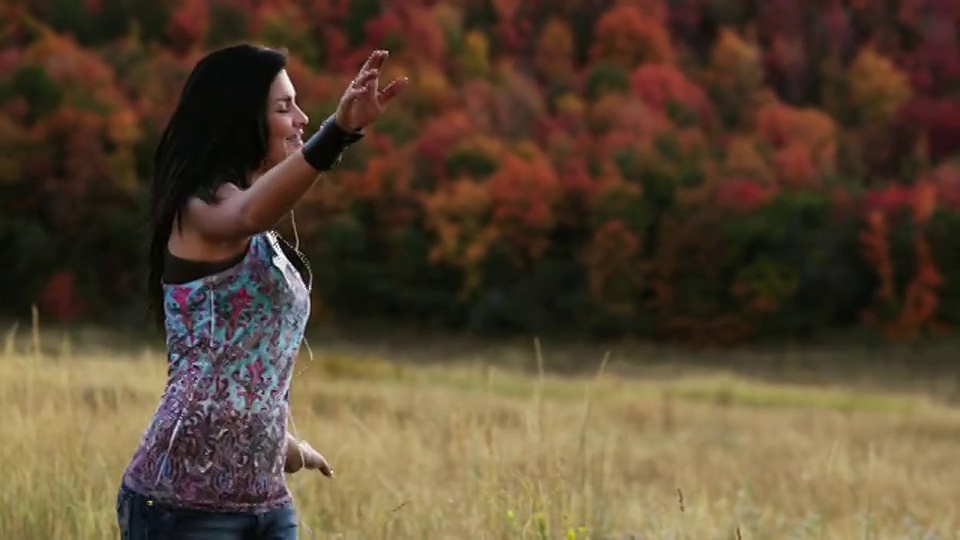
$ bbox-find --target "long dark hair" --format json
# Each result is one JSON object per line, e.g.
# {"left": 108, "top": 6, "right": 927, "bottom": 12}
{"left": 147, "top": 43, "right": 287, "bottom": 329}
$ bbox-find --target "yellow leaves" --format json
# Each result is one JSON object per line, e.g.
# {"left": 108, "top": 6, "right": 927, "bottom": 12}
{"left": 422, "top": 178, "right": 495, "bottom": 295}
{"left": 555, "top": 93, "right": 585, "bottom": 116}
{"left": 423, "top": 151, "right": 563, "bottom": 296}
{"left": 407, "top": 60, "right": 453, "bottom": 114}
{"left": 722, "top": 136, "right": 773, "bottom": 182}
{"left": 848, "top": 47, "right": 912, "bottom": 124}
{"left": 431, "top": 1, "right": 463, "bottom": 38}
{"left": 534, "top": 18, "right": 575, "bottom": 82}
{"left": 705, "top": 28, "right": 764, "bottom": 124}
{"left": 707, "top": 28, "right": 764, "bottom": 92}
{"left": 459, "top": 30, "right": 490, "bottom": 78}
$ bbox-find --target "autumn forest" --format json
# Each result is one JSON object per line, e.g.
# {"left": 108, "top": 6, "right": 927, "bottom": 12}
{"left": 2, "top": 0, "right": 960, "bottom": 346}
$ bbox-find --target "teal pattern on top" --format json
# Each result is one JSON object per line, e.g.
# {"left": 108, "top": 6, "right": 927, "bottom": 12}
{"left": 122, "top": 232, "right": 310, "bottom": 512}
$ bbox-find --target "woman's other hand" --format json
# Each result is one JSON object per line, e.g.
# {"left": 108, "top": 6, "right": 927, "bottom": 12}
{"left": 284, "top": 438, "right": 334, "bottom": 478}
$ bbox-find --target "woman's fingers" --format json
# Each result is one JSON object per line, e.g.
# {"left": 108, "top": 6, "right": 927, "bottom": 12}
{"left": 351, "top": 69, "right": 378, "bottom": 90}
{"left": 357, "top": 50, "right": 388, "bottom": 77}
{"left": 342, "top": 85, "right": 367, "bottom": 104}
{"left": 378, "top": 77, "right": 410, "bottom": 105}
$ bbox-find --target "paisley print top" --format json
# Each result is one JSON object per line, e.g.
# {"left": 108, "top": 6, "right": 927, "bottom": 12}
{"left": 122, "top": 232, "right": 310, "bottom": 513}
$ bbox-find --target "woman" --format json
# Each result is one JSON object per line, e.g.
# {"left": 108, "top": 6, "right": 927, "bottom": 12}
{"left": 116, "top": 43, "right": 408, "bottom": 539}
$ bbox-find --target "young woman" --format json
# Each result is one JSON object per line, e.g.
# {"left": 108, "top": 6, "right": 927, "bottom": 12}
{"left": 116, "top": 43, "right": 408, "bottom": 539}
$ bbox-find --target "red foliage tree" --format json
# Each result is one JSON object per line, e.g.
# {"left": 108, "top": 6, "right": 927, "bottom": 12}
{"left": 590, "top": 4, "right": 674, "bottom": 68}
{"left": 486, "top": 151, "right": 561, "bottom": 265}
{"left": 167, "top": 0, "right": 209, "bottom": 55}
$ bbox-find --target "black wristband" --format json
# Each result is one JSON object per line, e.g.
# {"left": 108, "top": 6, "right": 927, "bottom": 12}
{"left": 301, "top": 115, "right": 364, "bottom": 171}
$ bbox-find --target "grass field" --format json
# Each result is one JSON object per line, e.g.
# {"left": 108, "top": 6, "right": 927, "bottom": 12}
{"left": 2, "top": 321, "right": 960, "bottom": 539}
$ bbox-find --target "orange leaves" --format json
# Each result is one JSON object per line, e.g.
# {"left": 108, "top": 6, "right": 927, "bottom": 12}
{"left": 860, "top": 211, "right": 895, "bottom": 306}
{"left": 755, "top": 100, "right": 838, "bottom": 188}
{"left": 422, "top": 178, "right": 494, "bottom": 295}
{"left": 167, "top": 0, "right": 209, "bottom": 55}
{"left": 629, "top": 63, "right": 713, "bottom": 125}
{"left": 13, "top": 0, "right": 960, "bottom": 344}
{"left": 912, "top": 181, "right": 937, "bottom": 223}
{"left": 486, "top": 152, "right": 561, "bottom": 261}
{"left": 859, "top": 185, "right": 946, "bottom": 341}
{"left": 581, "top": 219, "right": 643, "bottom": 316}
{"left": 590, "top": 4, "right": 674, "bottom": 69}
{"left": 402, "top": 6, "right": 446, "bottom": 65}
{"left": 924, "top": 163, "right": 960, "bottom": 210}
{"left": 24, "top": 31, "right": 117, "bottom": 99}
{"left": 421, "top": 150, "right": 562, "bottom": 296}
{"left": 756, "top": 101, "right": 836, "bottom": 153}
{"left": 369, "top": 5, "right": 447, "bottom": 66}
{"left": 348, "top": 153, "right": 420, "bottom": 231}
{"left": 771, "top": 143, "right": 818, "bottom": 189}
{"left": 415, "top": 110, "right": 476, "bottom": 183}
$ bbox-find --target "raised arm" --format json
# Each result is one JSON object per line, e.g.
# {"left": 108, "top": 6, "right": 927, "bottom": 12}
{"left": 186, "top": 50, "right": 408, "bottom": 241}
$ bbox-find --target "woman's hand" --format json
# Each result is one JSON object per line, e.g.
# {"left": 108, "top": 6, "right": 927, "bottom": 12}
{"left": 334, "top": 49, "right": 409, "bottom": 132}
{"left": 284, "top": 437, "right": 334, "bottom": 477}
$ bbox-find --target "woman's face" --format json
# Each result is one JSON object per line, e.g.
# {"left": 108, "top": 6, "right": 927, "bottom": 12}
{"left": 261, "top": 69, "right": 310, "bottom": 171}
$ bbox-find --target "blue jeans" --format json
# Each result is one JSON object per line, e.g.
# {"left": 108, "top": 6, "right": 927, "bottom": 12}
{"left": 116, "top": 483, "right": 298, "bottom": 539}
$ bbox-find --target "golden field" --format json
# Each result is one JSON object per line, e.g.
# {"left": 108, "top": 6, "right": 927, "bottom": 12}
{"left": 2, "top": 322, "right": 960, "bottom": 539}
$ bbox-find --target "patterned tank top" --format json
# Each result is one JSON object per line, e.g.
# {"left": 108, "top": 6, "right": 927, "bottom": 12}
{"left": 122, "top": 231, "right": 310, "bottom": 513}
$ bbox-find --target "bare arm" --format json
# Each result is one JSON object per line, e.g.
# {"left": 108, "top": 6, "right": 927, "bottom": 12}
{"left": 185, "top": 122, "right": 355, "bottom": 241}
{"left": 284, "top": 431, "right": 305, "bottom": 473}
{"left": 186, "top": 105, "right": 367, "bottom": 241}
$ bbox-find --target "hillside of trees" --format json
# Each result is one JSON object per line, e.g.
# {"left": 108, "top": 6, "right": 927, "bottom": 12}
{"left": 2, "top": 0, "right": 960, "bottom": 345}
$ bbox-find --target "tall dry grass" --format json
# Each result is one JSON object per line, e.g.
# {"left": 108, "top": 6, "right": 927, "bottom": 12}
{"left": 1, "top": 318, "right": 959, "bottom": 539}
